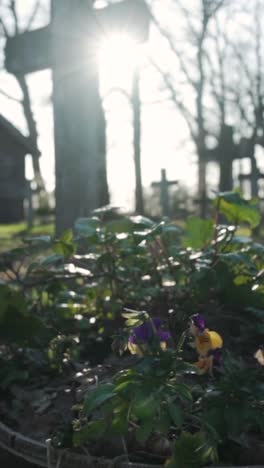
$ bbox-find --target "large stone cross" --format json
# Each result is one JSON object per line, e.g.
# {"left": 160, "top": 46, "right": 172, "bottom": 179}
{"left": 5, "top": 0, "right": 150, "bottom": 233}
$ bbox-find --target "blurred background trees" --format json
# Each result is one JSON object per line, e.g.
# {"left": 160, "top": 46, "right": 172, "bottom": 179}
{"left": 0, "top": 0, "right": 263, "bottom": 226}
{"left": 0, "top": 0, "right": 48, "bottom": 194}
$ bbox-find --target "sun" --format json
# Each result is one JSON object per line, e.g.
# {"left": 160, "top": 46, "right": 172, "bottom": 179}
{"left": 98, "top": 33, "right": 140, "bottom": 89}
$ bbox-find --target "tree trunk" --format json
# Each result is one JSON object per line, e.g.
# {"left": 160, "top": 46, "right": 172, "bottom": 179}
{"left": 132, "top": 67, "right": 144, "bottom": 214}
{"left": 15, "top": 73, "right": 45, "bottom": 192}
{"left": 197, "top": 144, "right": 207, "bottom": 218}
{"left": 251, "top": 152, "right": 259, "bottom": 198}
{"left": 219, "top": 124, "right": 234, "bottom": 193}
{"left": 98, "top": 100, "right": 110, "bottom": 207}
{"left": 196, "top": 25, "right": 207, "bottom": 218}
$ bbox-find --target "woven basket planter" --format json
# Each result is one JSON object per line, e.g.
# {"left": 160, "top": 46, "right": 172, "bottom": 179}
{"left": 0, "top": 421, "right": 263, "bottom": 468}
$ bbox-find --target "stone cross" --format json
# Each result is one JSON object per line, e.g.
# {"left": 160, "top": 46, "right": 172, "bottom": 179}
{"left": 206, "top": 124, "right": 258, "bottom": 195}
{"left": 5, "top": 0, "right": 150, "bottom": 234}
{"left": 206, "top": 125, "right": 237, "bottom": 193}
{"left": 152, "top": 169, "right": 178, "bottom": 217}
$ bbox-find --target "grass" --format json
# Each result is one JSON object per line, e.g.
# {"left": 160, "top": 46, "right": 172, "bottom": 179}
{"left": 0, "top": 217, "right": 262, "bottom": 254}
{"left": 0, "top": 220, "right": 54, "bottom": 252}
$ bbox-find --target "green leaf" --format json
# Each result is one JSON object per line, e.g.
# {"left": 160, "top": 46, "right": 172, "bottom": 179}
{"left": 169, "top": 403, "right": 184, "bottom": 427}
{"left": 41, "top": 253, "right": 64, "bottom": 265}
{"left": 58, "top": 290, "right": 84, "bottom": 302}
{"left": 136, "top": 420, "right": 154, "bottom": 443}
{"left": 84, "top": 383, "right": 116, "bottom": 414}
{"left": 105, "top": 218, "right": 134, "bottom": 234}
{"left": 111, "top": 413, "right": 129, "bottom": 434}
{"left": 115, "top": 381, "right": 138, "bottom": 393}
{"left": 162, "top": 224, "right": 181, "bottom": 234}
{"left": 130, "top": 215, "right": 154, "bottom": 228}
{"left": 0, "top": 312, "right": 49, "bottom": 344}
{"left": 167, "top": 432, "right": 214, "bottom": 468}
{"left": 73, "top": 420, "right": 107, "bottom": 446}
{"left": 133, "top": 394, "right": 157, "bottom": 419}
{"left": 0, "top": 285, "right": 51, "bottom": 344}
{"left": 60, "top": 229, "right": 73, "bottom": 244}
{"left": 92, "top": 205, "right": 119, "bottom": 215}
{"left": 174, "top": 383, "right": 193, "bottom": 402}
{"left": 125, "top": 318, "right": 143, "bottom": 327}
{"left": 161, "top": 223, "right": 181, "bottom": 245}
{"left": 114, "top": 370, "right": 138, "bottom": 388}
{"left": 122, "top": 311, "right": 143, "bottom": 319}
{"left": 54, "top": 229, "right": 75, "bottom": 258}
{"left": 231, "top": 236, "right": 252, "bottom": 245}
{"left": 215, "top": 191, "right": 260, "bottom": 228}
{"left": 246, "top": 307, "right": 264, "bottom": 319}
{"left": 182, "top": 217, "right": 214, "bottom": 249}
{"left": 74, "top": 217, "right": 100, "bottom": 237}
{"left": 234, "top": 275, "right": 251, "bottom": 285}
{"left": 25, "top": 235, "right": 52, "bottom": 244}
{"left": 157, "top": 411, "right": 171, "bottom": 434}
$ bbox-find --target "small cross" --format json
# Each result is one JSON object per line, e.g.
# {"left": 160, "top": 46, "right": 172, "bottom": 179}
{"left": 152, "top": 169, "right": 178, "bottom": 217}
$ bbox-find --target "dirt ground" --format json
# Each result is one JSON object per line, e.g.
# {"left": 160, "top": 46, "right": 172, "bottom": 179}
{"left": 0, "top": 449, "right": 38, "bottom": 467}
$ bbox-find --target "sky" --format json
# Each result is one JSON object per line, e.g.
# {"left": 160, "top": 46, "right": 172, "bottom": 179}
{"left": 0, "top": 0, "right": 260, "bottom": 210}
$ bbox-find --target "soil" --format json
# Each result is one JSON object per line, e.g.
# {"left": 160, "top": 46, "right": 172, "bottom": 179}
{"left": 0, "top": 448, "right": 38, "bottom": 468}
{"left": 0, "top": 355, "right": 134, "bottom": 444}
{"left": 1, "top": 354, "right": 264, "bottom": 467}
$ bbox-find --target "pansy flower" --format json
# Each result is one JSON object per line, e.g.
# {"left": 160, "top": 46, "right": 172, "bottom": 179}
{"left": 128, "top": 318, "right": 171, "bottom": 356}
{"left": 191, "top": 313, "right": 206, "bottom": 333}
{"left": 190, "top": 314, "right": 223, "bottom": 375}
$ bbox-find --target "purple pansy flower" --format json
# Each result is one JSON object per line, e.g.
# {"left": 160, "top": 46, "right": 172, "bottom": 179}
{"left": 129, "top": 318, "right": 171, "bottom": 345}
{"left": 191, "top": 313, "right": 206, "bottom": 332}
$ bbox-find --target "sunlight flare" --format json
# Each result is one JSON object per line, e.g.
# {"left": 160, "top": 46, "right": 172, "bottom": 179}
{"left": 98, "top": 33, "right": 139, "bottom": 87}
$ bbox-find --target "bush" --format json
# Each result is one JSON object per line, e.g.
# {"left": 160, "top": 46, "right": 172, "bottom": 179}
{"left": 0, "top": 191, "right": 264, "bottom": 465}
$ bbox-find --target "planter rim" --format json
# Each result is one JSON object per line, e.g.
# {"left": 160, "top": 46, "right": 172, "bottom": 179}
{"left": 0, "top": 421, "right": 263, "bottom": 468}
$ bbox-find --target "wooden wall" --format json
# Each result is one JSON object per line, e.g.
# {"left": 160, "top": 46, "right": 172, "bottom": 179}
{"left": 0, "top": 126, "right": 26, "bottom": 223}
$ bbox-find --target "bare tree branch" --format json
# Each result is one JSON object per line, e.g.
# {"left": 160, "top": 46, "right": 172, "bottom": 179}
{"left": 148, "top": 56, "right": 197, "bottom": 144}
{"left": 203, "top": 0, "right": 227, "bottom": 21}
{"left": 0, "top": 0, "right": 46, "bottom": 193}
{"left": 177, "top": 0, "right": 199, "bottom": 40}
{"left": 103, "top": 87, "right": 131, "bottom": 102}
{"left": 205, "top": 15, "right": 227, "bottom": 124}
{"left": 24, "top": 0, "right": 41, "bottom": 32}
{"left": 254, "top": 0, "right": 263, "bottom": 129}
{"left": 232, "top": 88, "right": 253, "bottom": 127}
{"left": 149, "top": 8, "right": 198, "bottom": 90}
{"left": 0, "top": 17, "right": 9, "bottom": 37}
{"left": 0, "top": 88, "right": 21, "bottom": 102}
{"left": 9, "top": 0, "right": 19, "bottom": 34}
{"left": 230, "top": 43, "right": 257, "bottom": 109}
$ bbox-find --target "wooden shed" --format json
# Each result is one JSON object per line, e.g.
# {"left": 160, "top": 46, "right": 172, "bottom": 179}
{"left": 0, "top": 115, "right": 32, "bottom": 223}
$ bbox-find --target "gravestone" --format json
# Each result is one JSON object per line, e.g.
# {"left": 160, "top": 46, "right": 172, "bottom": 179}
{"left": 5, "top": 0, "right": 150, "bottom": 233}
{"left": 152, "top": 169, "right": 178, "bottom": 217}
{"left": 206, "top": 125, "right": 237, "bottom": 192}
{"left": 206, "top": 124, "right": 260, "bottom": 196}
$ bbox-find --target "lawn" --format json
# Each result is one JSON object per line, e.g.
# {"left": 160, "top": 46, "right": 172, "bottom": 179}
{"left": 0, "top": 220, "right": 54, "bottom": 252}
